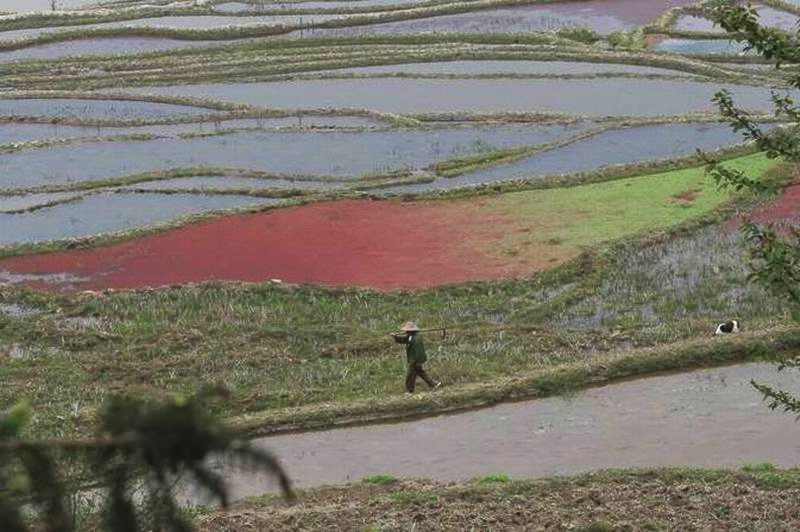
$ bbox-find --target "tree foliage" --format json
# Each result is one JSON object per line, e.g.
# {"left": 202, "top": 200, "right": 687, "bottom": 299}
{"left": 706, "top": 3, "right": 800, "bottom": 413}
{"left": 0, "top": 388, "right": 292, "bottom": 531}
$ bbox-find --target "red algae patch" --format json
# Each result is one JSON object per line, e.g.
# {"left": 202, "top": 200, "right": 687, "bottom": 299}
{"left": 0, "top": 199, "right": 558, "bottom": 293}
{"left": 750, "top": 182, "right": 800, "bottom": 224}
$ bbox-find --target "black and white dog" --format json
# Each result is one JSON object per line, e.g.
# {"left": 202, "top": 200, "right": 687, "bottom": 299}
{"left": 715, "top": 320, "right": 740, "bottom": 335}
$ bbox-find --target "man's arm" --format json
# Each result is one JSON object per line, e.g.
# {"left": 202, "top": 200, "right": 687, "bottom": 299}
{"left": 391, "top": 333, "right": 410, "bottom": 344}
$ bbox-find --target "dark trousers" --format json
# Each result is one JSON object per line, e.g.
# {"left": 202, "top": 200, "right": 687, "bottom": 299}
{"left": 406, "top": 362, "right": 436, "bottom": 393}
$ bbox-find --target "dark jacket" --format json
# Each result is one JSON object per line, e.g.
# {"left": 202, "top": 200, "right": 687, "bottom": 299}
{"left": 395, "top": 333, "right": 427, "bottom": 364}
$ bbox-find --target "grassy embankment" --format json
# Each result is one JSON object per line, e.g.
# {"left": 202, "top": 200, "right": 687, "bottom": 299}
{"left": 195, "top": 465, "right": 800, "bottom": 531}
{"left": 1, "top": 152, "right": 797, "bottom": 440}
{"left": 0, "top": 31, "right": 770, "bottom": 91}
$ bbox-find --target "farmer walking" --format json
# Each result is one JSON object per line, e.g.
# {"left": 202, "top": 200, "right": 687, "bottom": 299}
{"left": 391, "top": 321, "right": 442, "bottom": 394}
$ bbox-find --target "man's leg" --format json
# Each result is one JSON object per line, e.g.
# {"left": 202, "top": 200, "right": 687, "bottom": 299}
{"left": 417, "top": 365, "right": 440, "bottom": 388}
{"left": 405, "top": 364, "right": 417, "bottom": 393}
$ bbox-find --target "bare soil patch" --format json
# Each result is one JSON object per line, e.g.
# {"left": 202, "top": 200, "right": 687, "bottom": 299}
{"left": 671, "top": 188, "right": 700, "bottom": 204}
{"left": 199, "top": 470, "right": 800, "bottom": 531}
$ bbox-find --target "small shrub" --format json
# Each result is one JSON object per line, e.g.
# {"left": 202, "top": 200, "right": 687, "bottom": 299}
{"left": 741, "top": 463, "right": 777, "bottom": 473}
{"left": 363, "top": 474, "right": 397, "bottom": 485}
{"left": 478, "top": 473, "right": 510, "bottom": 484}
{"left": 556, "top": 27, "right": 601, "bottom": 44}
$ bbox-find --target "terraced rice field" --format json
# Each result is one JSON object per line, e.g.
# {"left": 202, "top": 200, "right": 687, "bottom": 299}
{"left": 0, "top": 0, "right": 794, "bottom": 286}
{"left": 4, "top": 4, "right": 800, "bottom": 521}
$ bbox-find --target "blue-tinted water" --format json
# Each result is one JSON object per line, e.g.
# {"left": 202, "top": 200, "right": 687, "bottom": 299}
{"left": 0, "top": 123, "right": 592, "bottom": 189}
{"left": 381, "top": 122, "right": 756, "bottom": 193}
{"left": 0, "top": 192, "right": 277, "bottom": 245}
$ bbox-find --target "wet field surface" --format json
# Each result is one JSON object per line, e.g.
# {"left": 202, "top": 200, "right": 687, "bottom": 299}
{"left": 194, "top": 363, "right": 800, "bottom": 502}
{"left": 0, "top": 14, "right": 345, "bottom": 42}
{"left": 303, "top": 0, "right": 699, "bottom": 37}
{"left": 383, "top": 122, "right": 753, "bottom": 194}
{"left": 0, "top": 123, "right": 591, "bottom": 189}
{"left": 0, "top": 37, "right": 222, "bottom": 62}
{"left": 0, "top": 192, "right": 278, "bottom": 245}
{"left": 0, "top": 0, "right": 99, "bottom": 12}
{"left": 0, "top": 116, "right": 386, "bottom": 145}
{"left": 0, "top": 98, "right": 215, "bottom": 120}
{"left": 652, "top": 38, "right": 752, "bottom": 55}
{"left": 131, "top": 78, "right": 785, "bottom": 116}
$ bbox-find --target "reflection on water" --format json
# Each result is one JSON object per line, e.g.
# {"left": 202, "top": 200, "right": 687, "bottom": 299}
{"left": 130, "top": 78, "right": 784, "bottom": 116}
{"left": 0, "top": 98, "right": 212, "bottom": 120}
{"left": 382, "top": 122, "right": 757, "bottom": 194}
{"left": 0, "top": 123, "right": 590, "bottom": 189}
{"left": 0, "top": 192, "right": 277, "bottom": 245}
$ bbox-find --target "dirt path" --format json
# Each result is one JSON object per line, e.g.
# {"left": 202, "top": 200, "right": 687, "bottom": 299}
{"left": 186, "top": 363, "right": 800, "bottom": 504}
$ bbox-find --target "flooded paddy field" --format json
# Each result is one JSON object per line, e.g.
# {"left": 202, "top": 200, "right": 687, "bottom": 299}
{"left": 0, "top": 14, "right": 345, "bottom": 42}
{"left": 0, "top": 37, "right": 223, "bottom": 62}
{"left": 0, "top": 191, "right": 81, "bottom": 213}
{"left": 0, "top": 97, "right": 216, "bottom": 120}
{"left": 673, "top": 5, "right": 798, "bottom": 33}
{"left": 302, "top": 0, "right": 699, "bottom": 37}
{"left": 0, "top": 115, "right": 386, "bottom": 145}
{"left": 130, "top": 78, "right": 785, "bottom": 116}
{"left": 0, "top": 0, "right": 100, "bottom": 12}
{"left": 0, "top": 122, "right": 592, "bottom": 189}
{"left": 652, "top": 38, "right": 752, "bottom": 55}
{"left": 395, "top": 122, "right": 756, "bottom": 192}
{"left": 0, "top": 191, "right": 277, "bottom": 245}
{"left": 213, "top": 363, "right": 800, "bottom": 496}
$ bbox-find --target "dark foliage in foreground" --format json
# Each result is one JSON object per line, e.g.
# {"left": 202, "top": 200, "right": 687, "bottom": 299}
{"left": 0, "top": 388, "right": 292, "bottom": 531}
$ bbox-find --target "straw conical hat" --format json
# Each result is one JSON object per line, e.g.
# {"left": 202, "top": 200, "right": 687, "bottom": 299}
{"left": 400, "top": 321, "right": 420, "bottom": 332}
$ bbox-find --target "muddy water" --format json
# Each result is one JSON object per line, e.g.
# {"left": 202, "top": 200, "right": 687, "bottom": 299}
{"left": 202, "top": 363, "right": 800, "bottom": 501}
{"left": 132, "top": 78, "right": 785, "bottom": 116}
